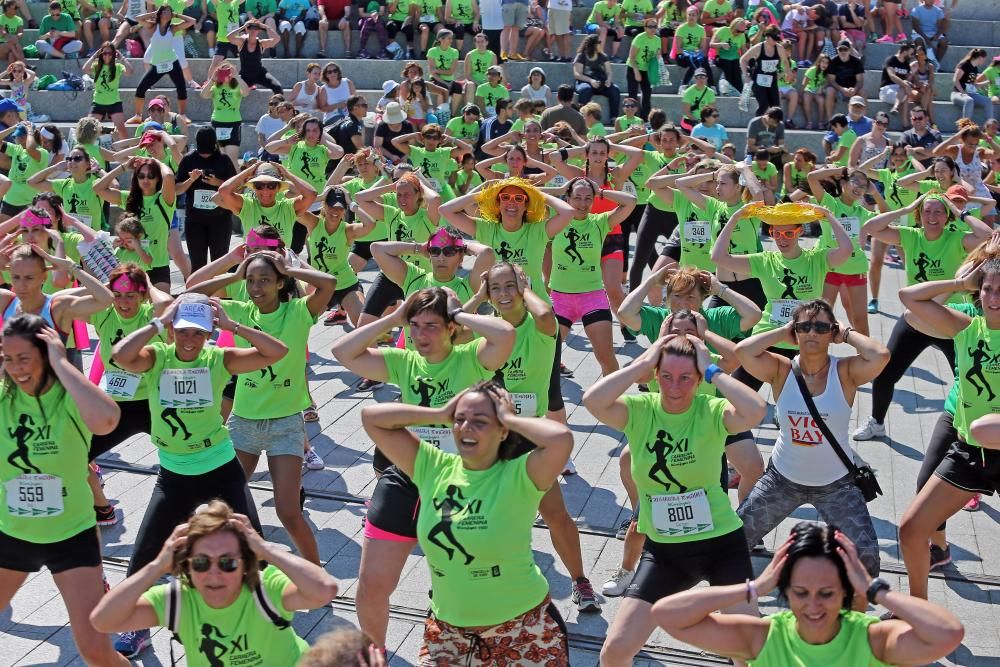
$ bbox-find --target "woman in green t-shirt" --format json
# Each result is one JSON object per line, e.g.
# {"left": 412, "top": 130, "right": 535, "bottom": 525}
{"left": 84, "top": 44, "right": 134, "bottom": 141}
{"left": 199, "top": 63, "right": 251, "bottom": 169}
{"left": 584, "top": 333, "right": 766, "bottom": 666}
{"left": 91, "top": 500, "right": 338, "bottom": 667}
{"left": 28, "top": 145, "right": 107, "bottom": 231}
{"left": 362, "top": 380, "right": 573, "bottom": 663}
{"left": 653, "top": 521, "right": 964, "bottom": 667}
{"left": 265, "top": 117, "right": 345, "bottom": 205}
{"left": 0, "top": 314, "right": 127, "bottom": 667}
{"left": 0, "top": 122, "right": 50, "bottom": 221}
{"left": 475, "top": 143, "right": 558, "bottom": 185}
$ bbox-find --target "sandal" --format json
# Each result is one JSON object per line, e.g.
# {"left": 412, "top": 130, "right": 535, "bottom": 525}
{"left": 303, "top": 404, "right": 320, "bottom": 422}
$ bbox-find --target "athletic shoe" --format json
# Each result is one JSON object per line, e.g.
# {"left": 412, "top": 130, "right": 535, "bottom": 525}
{"left": 95, "top": 504, "right": 118, "bottom": 526}
{"left": 358, "top": 377, "right": 383, "bottom": 391}
{"left": 572, "top": 578, "right": 601, "bottom": 612}
{"left": 852, "top": 416, "right": 886, "bottom": 441}
{"left": 324, "top": 308, "right": 347, "bottom": 326}
{"left": 186, "top": 80, "right": 201, "bottom": 90}
{"left": 601, "top": 568, "right": 635, "bottom": 597}
{"left": 114, "top": 629, "right": 151, "bottom": 658}
{"left": 615, "top": 516, "right": 632, "bottom": 539}
{"left": 752, "top": 540, "right": 768, "bottom": 553}
{"left": 303, "top": 448, "right": 325, "bottom": 471}
{"left": 727, "top": 468, "right": 741, "bottom": 490}
{"left": 895, "top": 33, "right": 907, "bottom": 42}
{"left": 876, "top": 34, "right": 895, "bottom": 43}
{"left": 963, "top": 493, "right": 981, "bottom": 512}
{"left": 559, "top": 363, "right": 574, "bottom": 377}
{"left": 929, "top": 544, "right": 952, "bottom": 570}
{"left": 562, "top": 459, "right": 577, "bottom": 476}
{"left": 867, "top": 298, "right": 879, "bottom": 314}
{"left": 509, "top": 53, "right": 528, "bottom": 61}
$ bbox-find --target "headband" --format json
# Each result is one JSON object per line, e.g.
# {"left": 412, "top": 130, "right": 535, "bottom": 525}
{"left": 21, "top": 210, "right": 52, "bottom": 227}
{"left": 427, "top": 227, "right": 465, "bottom": 249}
{"left": 39, "top": 127, "right": 54, "bottom": 141}
{"left": 246, "top": 230, "right": 280, "bottom": 248}
{"left": 111, "top": 274, "right": 146, "bottom": 293}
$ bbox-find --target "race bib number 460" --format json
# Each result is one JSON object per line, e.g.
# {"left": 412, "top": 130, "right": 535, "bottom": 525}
{"left": 650, "top": 488, "right": 713, "bottom": 536}
{"left": 6, "top": 474, "right": 63, "bottom": 517}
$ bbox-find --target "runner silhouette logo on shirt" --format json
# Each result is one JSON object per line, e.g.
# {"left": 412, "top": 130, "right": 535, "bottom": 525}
{"left": 197, "top": 623, "right": 257, "bottom": 667}
{"left": 218, "top": 88, "right": 234, "bottom": 109}
{"left": 411, "top": 375, "right": 451, "bottom": 406}
{"left": 562, "top": 227, "right": 586, "bottom": 265}
{"left": 427, "top": 484, "right": 477, "bottom": 565}
{"left": 7, "top": 414, "right": 42, "bottom": 474}
{"left": 67, "top": 192, "right": 83, "bottom": 214}
{"left": 912, "top": 252, "right": 942, "bottom": 282}
{"left": 779, "top": 268, "right": 801, "bottom": 299}
{"left": 645, "top": 429, "right": 690, "bottom": 493}
{"left": 967, "top": 339, "right": 998, "bottom": 401}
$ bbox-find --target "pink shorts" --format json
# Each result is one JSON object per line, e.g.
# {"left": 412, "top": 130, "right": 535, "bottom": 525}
{"left": 551, "top": 288, "right": 611, "bottom": 325}
{"left": 824, "top": 272, "right": 867, "bottom": 287}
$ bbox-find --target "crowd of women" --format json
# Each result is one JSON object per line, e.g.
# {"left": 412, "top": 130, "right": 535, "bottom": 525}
{"left": 0, "top": 55, "right": 997, "bottom": 664}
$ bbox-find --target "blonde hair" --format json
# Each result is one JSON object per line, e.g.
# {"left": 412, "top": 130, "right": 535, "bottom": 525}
{"left": 171, "top": 500, "right": 259, "bottom": 588}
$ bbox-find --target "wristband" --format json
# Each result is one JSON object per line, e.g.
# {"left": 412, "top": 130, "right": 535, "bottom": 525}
{"left": 559, "top": 148, "right": 569, "bottom": 161}
{"left": 447, "top": 307, "right": 464, "bottom": 321}
{"left": 704, "top": 363, "right": 723, "bottom": 384}
{"left": 233, "top": 323, "right": 241, "bottom": 336}
{"left": 150, "top": 317, "right": 165, "bottom": 334}
{"left": 866, "top": 576, "right": 891, "bottom": 604}
{"left": 745, "top": 579, "right": 758, "bottom": 604}
{"left": 842, "top": 326, "right": 853, "bottom": 343}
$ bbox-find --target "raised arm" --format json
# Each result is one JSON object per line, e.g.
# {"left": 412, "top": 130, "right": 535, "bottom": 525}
{"left": 899, "top": 274, "right": 976, "bottom": 339}
{"left": 619, "top": 264, "right": 670, "bottom": 331}
{"left": 710, "top": 203, "right": 754, "bottom": 273}
{"left": 583, "top": 338, "right": 668, "bottom": 430}
{"left": 213, "top": 163, "right": 256, "bottom": 213}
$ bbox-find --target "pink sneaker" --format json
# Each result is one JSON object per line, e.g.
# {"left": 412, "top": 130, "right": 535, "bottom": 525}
{"left": 963, "top": 493, "right": 981, "bottom": 512}
{"left": 876, "top": 34, "right": 895, "bottom": 43}
{"left": 895, "top": 33, "right": 907, "bottom": 42}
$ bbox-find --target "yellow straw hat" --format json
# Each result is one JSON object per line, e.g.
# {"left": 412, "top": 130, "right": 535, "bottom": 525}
{"left": 475, "top": 177, "right": 547, "bottom": 224}
{"left": 746, "top": 201, "right": 826, "bottom": 226}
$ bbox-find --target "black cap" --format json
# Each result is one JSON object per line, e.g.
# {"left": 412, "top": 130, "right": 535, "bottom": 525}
{"left": 325, "top": 187, "right": 348, "bottom": 208}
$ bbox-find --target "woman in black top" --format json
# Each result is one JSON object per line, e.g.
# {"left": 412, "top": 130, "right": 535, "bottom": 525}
{"left": 740, "top": 25, "right": 790, "bottom": 116}
{"left": 951, "top": 48, "right": 989, "bottom": 123}
{"left": 230, "top": 21, "right": 284, "bottom": 94}
{"left": 573, "top": 35, "right": 622, "bottom": 120}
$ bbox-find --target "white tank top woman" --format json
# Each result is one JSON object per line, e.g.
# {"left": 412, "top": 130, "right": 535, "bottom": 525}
{"left": 293, "top": 80, "right": 320, "bottom": 114}
{"left": 956, "top": 147, "right": 990, "bottom": 198}
{"left": 146, "top": 24, "right": 179, "bottom": 68}
{"left": 322, "top": 79, "right": 351, "bottom": 124}
{"left": 771, "top": 356, "right": 854, "bottom": 486}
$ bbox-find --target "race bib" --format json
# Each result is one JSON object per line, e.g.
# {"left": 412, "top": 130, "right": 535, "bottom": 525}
{"left": 155, "top": 61, "right": 173, "bottom": 73}
{"left": 755, "top": 73, "right": 774, "bottom": 87}
{"left": 770, "top": 298, "right": 801, "bottom": 325}
{"left": 427, "top": 177, "right": 441, "bottom": 191}
{"left": 215, "top": 127, "right": 233, "bottom": 141}
{"left": 6, "top": 474, "right": 63, "bottom": 517}
{"left": 227, "top": 22, "right": 238, "bottom": 34}
{"left": 547, "top": 174, "right": 567, "bottom": 189}
{"left": 511, "top": 392, "right": 538, "bottom": 417}
{"left": 621, "top": 180, "right": 637, "bottom": 197}
{"left": 683, "top": 221, "right": 711, "bottom": 244}
{"left": 100, "top": 369, "right": 142, "bottom": 399}
{"left": 76, "top": 214, "right": 93, "bottom": 229}
{"left": 839, "top": 216, "right": 860, "bottom": 240}
{"left": 411, "top": 426, "right": 457, "bottom": 454}
{"left": 420, "top": 13, "right": 436, "bottom": 21}
{"left": 193, "top": 189, "right": 218, "bottom": 210}
{"left": 159, "top": 367, "right": 213, "bottom": 408}
{"left": 650, "top": 488, "right": 713, "bottom": 536}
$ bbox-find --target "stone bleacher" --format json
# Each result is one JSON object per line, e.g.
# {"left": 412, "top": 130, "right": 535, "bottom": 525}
{"left": 17, "top": 0, "right": 1000, "bottom": 158}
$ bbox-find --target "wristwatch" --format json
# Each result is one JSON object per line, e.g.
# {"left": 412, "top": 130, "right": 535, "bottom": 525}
{"left": 447, "top": 307, "right": 464, "bottom": 321}
{"left": 150, "top": 317, "right": 165, "bottom": 334}
{"left": 866, "top": 576, "right": 891, "bottom": 604}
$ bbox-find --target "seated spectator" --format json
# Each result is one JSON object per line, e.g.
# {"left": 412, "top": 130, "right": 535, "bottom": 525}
{"left": 442, "top": 0, "right": 478, "bottom": 53}
{"left": 909, "top": 43, "right": 937, "bottom": 127}
{"left": 800, "top": 52, "right": 831, "bottom": 129}
{"left": 783, "top": 147, "right": 816, "bottom": 200}
{"left": 745, "top": 105, "right": 785, "bottom": 168}
{"left": 521, "top": 0, "right": 547, "bottom": 59}
{"left": 0, "top": 1, "right": 25, "bottom": 65}
{"left": 510, "top": 97, "right": 538, "bottom": 130}
{"left": 585, "top": 0, "right": 624, "bottom": 63}
{"left": 700, "top": 0, "right": 733, "bottom": 42}
{"left": 276, "top": 0, "right": 310, "bottom": 58}
{"left": 824, "top": 39, "right": 864, "bottom": 118}
{"left": 445, "top": 103, "right": 482, "bottom": 143}
{"left": 427, "top": 28, "right": 464, "bottom": 115}
{"left": 478, "top": 97, "right": 513, "bottom": 157}
{"left": 463, "top": 32, "right": 499, "bottom": 104}
{"left": 780, "top": 2, "right": 810, "bottom": 64}
{"left": 257, "top": 96, "right": 294, "bottom": 161}
{"left": 910, "top": 0, "right": 948, "bottom": 67}
{"left": 615, "top": 96, "right": 643, "bottom": 132}
{"left": 777, "top": 40, "right": 800, "bottom": 127}
{"left": 35, "top": 1, "right": 83, "bottom": 59}
{"left": 289, "top": 63, "right": 322, "bottom": 114}
{"left": 900, "top": 105, "right": 942, "bottom": 160}
{"left": 984, "top": 57, "right": 1000, "bottom": 108}
{"left": 316, "top": 0, "right": 355, "bottom": 58}
{"left": 750, "top": 147, "right": 779, "bottom": 201}
{"left": 803, "top": 0, "right": 837, "bottom": 59}
{"left": 573, "top": 35, "right": 621, "bottom": 121}
{"left": 680, "top": 67, "right": 715, "bottom": 130}
{"left": 951, "top": 48, "right": 990, "bottom": 123}
{"left": 520, "top": 66, "right": 551, "bottom": 105}
{"left": 356, "top": 0, "right": 395, "bottom": 59}
{"left": 674, "top": 4, "right": 713, "bottom": 88}
{"left": 654, "top": 0, "right": 684, "bottom": 65}
{"left": 540, "top": 83, "right": 586, "bottom": 135}
{"left": 879, "top": 40, "right": 914, "bottom": 120}
{"left": 621, "top": 0, "right": 653, "bottom": 40}
{"left": 413, "top": 0, "right": 444, "bottom": 60}
{"left": 475, "top": 64, "right": 510, "bottom": 117}
{"left": 579, "top": 101, "right": 606, "bottom": 137}
{"left": 374, "top": 101, "right": 414, "bottom": 163}
{"left": 711, "top": 17, "right": 748, "bottom": 93}
{"left": 825, "top": 112, "right": 857, "bottom": 165}
{"left": 838, "top": 0, "right": 866, "bottom": 56}
{"left": 873, "top": 0, "right": 904, "bottom": 45}
{"left": 386, "top": 0, "right": 419, "bottom": 59}
{"left": 690, "top": 105, "right": 728, "bottom": 150}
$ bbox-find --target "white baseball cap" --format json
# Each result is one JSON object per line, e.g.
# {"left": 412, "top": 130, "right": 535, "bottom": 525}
{"left": 172, "top": 294, "right": 214, "bottom": 332}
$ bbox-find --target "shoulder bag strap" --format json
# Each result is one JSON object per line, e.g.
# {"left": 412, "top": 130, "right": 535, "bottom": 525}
{"left": 790, "top": 358, "right": 858, "bottom": 475}
{"left": 252, "top": 573, "right": 292, "bottom": 630}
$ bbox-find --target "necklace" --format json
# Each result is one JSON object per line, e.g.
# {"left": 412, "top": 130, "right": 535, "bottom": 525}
{"left": 801, "top": 358, "right": 830, "bottom": 381}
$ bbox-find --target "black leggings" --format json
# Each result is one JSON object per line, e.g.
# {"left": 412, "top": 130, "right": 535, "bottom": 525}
{"left": 126, "top": 456, "right": 261, "bottom": 576}
{"left": 241, "top": 69, "right": 283, "bottom": 94}
{"left": 919, "top": 411, "right": 957, "bottom": 532}
{"left": 136, "top": 61, "right": 187, "bottom": 100}
{"left": 620, "top": 202, "right": 644, "bottom": 275}
{"left": 186, "top": 214, "right": 234, "bottom": 273}
{"left": 90, "top": 399, "right": 151, "bottom": 461}
{"left": 549, "top": 330, "right": 565, "bottom": 413}
{"left": 716, "top": 58, "right": 742, "bottom": 90}
{"left": 626, "top": 67, "right": 652, "bottom": 120}
{"left": 752, "top": 83, "right": 780, "bottom": 117}
{"left": 628, "top": 205, "right": 677, "bottom": 291}
{"left": 871, "top": 318, "right": 956, "bottom": 423}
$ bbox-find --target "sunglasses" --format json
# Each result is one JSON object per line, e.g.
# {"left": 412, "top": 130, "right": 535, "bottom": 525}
{"left": 253, "top": 182, "right": 279, "bottom": 190}
{"left": 623, "top": 103, "right": 637, "bottom": 108}
{"left": 769, "top": 227, "right": 803, "bottom": 240}
{"left": 837, "top": 46, "right": 849, "bottom": 51}
{"left": 710, "top": 113, "right": 720, "bottom": 118}
{"left": 137, "top": 172, "right": 157, "bottom": 180}
{"left": 428, "top": 246, "right": 462, "bottom": 257}
{"left": 793, "top": 320, "right": 834, "bottom": 334}
{"left": 498, "top": 192, "right": 528, "bottom": 204}
{"left": 66, "top": 155, "right": 86, "bottom": 162}
{"left": 645, "top": 24, "right": 657, "bottom": 28}
{"left": 875, "top": 121, "right": 889, "bottom": 127}
{"left": 187, "top": 555, "right": 242, "bottom": 573}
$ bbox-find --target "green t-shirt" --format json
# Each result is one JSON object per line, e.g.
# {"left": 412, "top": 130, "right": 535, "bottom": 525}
{"left": 675, "top": 22, "right": 706, "bottom": 51}
{"left": 818, "top": 192, "right": 871, "bottom": 275}
{"left": 876, "top": 165, "right": 919, "bottom": 220}
{"left": 832, "top": 129, "right": 858, "bottom": 167}
{"left": 211, "top": 83, "right": 243, "bottom": 123}
{"left": 681, "top": 84, "right": 716, "bottom": 118}
{"left": 408, "top": 145, "right": 457, "bottom": 198}
{"left": 714, "top": 199, "right": 761, "bottom": 257}
{"left": 474, "top": 83, "right": 511, "bottom": 116}
{"left": 145, "top": 341, "right": 235, "bottom": 474}
{"left": 401, "top": 261, "right": 473, "bottom": 302}
{"left": 712, "top": 26, "right": 746, "bottom": 60}
{"left": 389, "top": 0, "right": 411, "bottom": 22}
{"left": 4, "top": 143, "right": 50, "bottom": 207}
{"left": 943, "top": 303, "right": 980, "bottom": 415}
{"left": 39, "top": 13, "right": 74, "bottom": 33}
{"left": 222, "top": 297, "right": 313, "bottom": 420}
{"left": 52, "top": 175, "right": 104, "bottom": 230}
{"left": 702, "top": 0, "right": 732, "bottom": 21}
{"left": 983, "top": 63, "right": 1000, "bottom": 99}
{"left": 586, "top": 123, "right": 608, "bottom": 139}
{"left": 751, "top": 161, "right": 778, "bottom": 183}
{"left": 341, "top": 175, "right": 386, "bottom": 241}
{"left": 621, "top": 0, "right": 653, "bottom": 26}
{"left": 412, "top": 0, "right": 442, "bottom": 19}
{"left": 114, "top": 245, "right": 151, "bottom": 270}
{"left": 0, "top": 14, "right": 23, "bottom": 44}
{"left": 445, "top": 116, "right": 480, "bottom": 143}
{"left": 629, "top": 304, "right": 743, "bottom": 350}
{"left": 474, "top": 218, "right": 551, "bottom": 303}
{"left": 550, "top": 212, "right": 611, "bottom": 293}
{"left": 455, "top": 169, "right": 483, "bottom": 194}
{"left": 629, "top": 149, "right": 669, "bottom": 205}
{"left": 412, "top": 441, "right": 548, "bottom": 626}
{"left": 587, "top": 0, "right": 621, "bottom": 24}
{"left": 427, "top": 46, "right": 460, "bottom": 81}
{"left": 897, "top": 225, "right": 970, "bottom": 301}
{"left": 466, "top": 50, "right": 494, "bottom": 85}
{"left": 383, "top": 203, "right": 436, "bottom": 271}
{"left": 308, "top": 217, "right": 360, "bottom": 290}
{"left": 215, "top": 0, "right": 241, "bottom": 41}
{"left": 750, "top": 610, "right": 890, "bottom": 667}
{"left": 0, "top": 382, "right": 93, "bottom": 543}
{"left": 448, "top": 0, "right": 475, "bottom": 22}
{"left": 142, "top": 565, "right": 308, "bottom": 667}
{"left": 92, "top": 62, "right": 125, "bottom": 106}
{"left": 286, "top": 141, "right": 329, "bottom": 195}
{"left": 93, "top": 302, "right": 163, "bottom": 402}
{"left": 239, "top": 193, "right": 298, "bottom": 246}
{"left": 616, "top": 115, "right": 644, "bottom": 133}
{"left": 623, "top": 393, "right": 741, "bottom": 542}
{"left": 120, "top": 191, "right": 173, "bottom": 268}
{"left": 675, "top": 196, "right": 719, "bottom": 270}
{"left": 803, "top": 64, "right": 826, "bottom": 93}
{"left": 954, "top": 315, "right": 1000, "bottom": 449}
{"left": 383, "top": 341, "right": 492, "bottom": 407}
{"left": 245, "top": 0, "right": 278, "bottom": 15}
{"left": 497, "top": 313, "right": 557, "bottom": 416}
{"left": 628, "top": 31, "right": 662, "bottom": 71}
{"left": 747, "top": 246, "right": 829, "bottom": 346}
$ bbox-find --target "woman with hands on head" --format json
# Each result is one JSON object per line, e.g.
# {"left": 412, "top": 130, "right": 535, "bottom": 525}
{"left": 199, "top": 62, "right": 252, "bottom": 170}
{"left": 108, "top": 292, "right": 287, "bottom": 656}
{"left": 331, "top": 287, "right": 515, "bottom": 648}
{"left": 653, "top": 521, "right": 964, "bottom": 667}
{"left": 733, "top": 299, "right": 889, "bottom": 575}
{"left": 90, "top": 500, "right": 338, "bottom": 665}
{"left": 361, "top": 381, "right": 574, "bottom": 664}
{"left": 584, "top": 332, "right": 766, "bottom": 666}
{"left": 28, "top": 146, "right": 106, "bottom": 231}
{"left": 0, "top": 313, "right": 126, "bottom": 667}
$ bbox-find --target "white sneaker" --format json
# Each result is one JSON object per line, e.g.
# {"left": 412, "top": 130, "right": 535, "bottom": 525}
{"left": 677, "top": 84, "right": 687, "bottom": 96}
{"left": 602, "top": 568, "right": 635, "bottom": 597}
{"left": 852, "top": 416, "right": 886, "bottom": 441}
{"left": 303, "top": 448, "right": 325, "bottom": 470}
{"left": 562, "top": 459, "right": 577, "bottom": 476}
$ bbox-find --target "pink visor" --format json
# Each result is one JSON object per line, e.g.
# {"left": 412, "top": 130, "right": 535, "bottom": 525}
{"left": 111, "top": 275, "right": 146, "bottom": 293}
{"left": 426, "top": 227, "right": 465, "bottom": 249}
{"left": 246, "top": 230, "right": 281, "bottom": 248}
{"left": 21, "top": 210, "right": 52, "bottom": 227}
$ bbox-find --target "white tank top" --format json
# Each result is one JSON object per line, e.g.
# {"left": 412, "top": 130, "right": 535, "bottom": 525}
{"left": 956, "top": 147, "right": 989, "bottom": 198}
{"left": 772, "top": 356, "right": 854, "bottom": 486}
{"left": 293, "top": 80, "right": 319, "bottom": 112}
{"left": 148, "top": 25, "right": 177, "bottom": 66}
{"left": 322, "top": 80, "right": 351, "bottom": 123}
